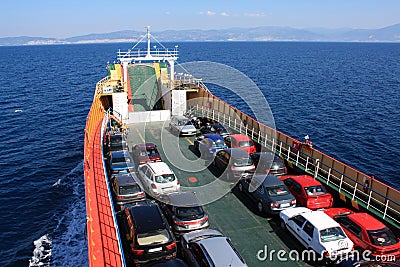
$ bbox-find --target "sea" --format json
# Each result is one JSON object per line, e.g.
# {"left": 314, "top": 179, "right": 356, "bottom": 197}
{"left": 0, "top": 41, "right": 399, "bottom": 266}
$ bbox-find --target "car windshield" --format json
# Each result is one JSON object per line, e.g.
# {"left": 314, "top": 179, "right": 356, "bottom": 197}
{"left": 212, "top": 140, "right": 226, "bottom": 148}
{"left": 305, "top": 185, "right": 327, "bottom": 196}
{"left": 233, "top": 158, "right": 253, "bottom": 167}
{"left": 320, "top": 227, "right": 346, "bottom": 242}
{"left": 178, "top": 119, "right": 190, "bottom": 126}
{"left": 367, "top": 228, "right": 398, "bottom": 247}
{"left": 147, "top": 148, "right": 159, "bottom": 157}
{"left": 155, "top": 174, "right": 175, "bottom": 183}
{"left": 137, "top": 229, "right": 170, "bottom": 246}
{"left": 119, "top": 185, "right": 141, "bottom": 195}
{"left": 267, "top": 185, "right": 290, "bottom": 196}
{"left": 238, "top": 141, "right": 253, "bottom": 147}
{"left": 176, "top": 206, "right": 204, "bottom": 219}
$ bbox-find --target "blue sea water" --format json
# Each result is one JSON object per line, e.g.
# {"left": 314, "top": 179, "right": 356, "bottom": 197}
{"left": 0, "top": 41, "right": 398, "bottom": 266}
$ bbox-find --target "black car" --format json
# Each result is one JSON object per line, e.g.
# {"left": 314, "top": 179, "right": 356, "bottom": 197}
{"left": 120, "top": 200, "right": 177, "bottom": 265}
{"left": 159, "top": 192, "right": 209, "bottom": 235}
{"left": 199, "top": 123, "right": 229, "bottom": 137}
{"left": 142, "top": 258, "right": 188, "bottom": 267}
{"left": 237, "top": 174, "right": 296, "bottom": 215}
{"left": 250, "top": 152, "right": 287, "bottom": 176}
{"left": 108, "top": 133, "right": 128, "bottom": 152}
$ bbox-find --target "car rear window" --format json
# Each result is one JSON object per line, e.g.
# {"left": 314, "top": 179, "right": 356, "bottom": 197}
{"left": 147, "top": 148, "right": 159, "bottom": 157}
{"left": 175, "top": 206, "right": 204, "bottom": 219}
{"left": 305, "top": 185, "right": 327, "bottom": 196}
{"left": 113, "top": 157, "right": 128, "bottom": 164}
{"left": 212, "top": 139, "right": 225, "bottom": 148}
{"left": 233, "top": 158, "right": 253, "bottom": 167}
{"left": 367, "top": 228, "right": 398, "bottom": 246}
{"left": 137, "top": 229, "right": 170, "bottom": 246}
{"left": 119, "top": 185, "right": 141, "bottom": 195}
{"left": 155, "top": 174, "right": 175, "bottom": 183}
{"left": 320, "top": 227, "right": 346, "bottom": 242}
{"left": 238, "top": 141, "right": 253, "bottom": 147}
{"left": 267, "top": 185, "right": 289, "bottom": 196}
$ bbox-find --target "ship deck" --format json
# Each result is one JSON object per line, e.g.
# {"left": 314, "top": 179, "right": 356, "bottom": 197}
{"left": 125, "top": 121, "right": 312, "bottom": 267}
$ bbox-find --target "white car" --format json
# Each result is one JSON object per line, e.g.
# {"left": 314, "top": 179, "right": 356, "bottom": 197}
{"left": 137, "top": 162, "right": 180, "bottom": 196}
{"left": 169, "top": 115, "right": 197, "bottom": 136}
{"left": 280, "top": 207, "right": 354, "bottom": 261}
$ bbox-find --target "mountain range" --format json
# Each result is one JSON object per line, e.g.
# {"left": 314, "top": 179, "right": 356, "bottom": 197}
{"left": 1, "top": 24, "right": 400, "bottom": 46}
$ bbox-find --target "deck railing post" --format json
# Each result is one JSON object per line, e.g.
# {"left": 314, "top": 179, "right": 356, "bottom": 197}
{"left": 339, "top": 174, "right": 344, "bottom": 192}
{"left": 352, "top": 183, "right": 358, "bottom": 200}
{"left": 251, "top": 128, "right": 254, "bottom": 140}
{"left": 327, "top": 168, "right": 331, "bottom": 185}
{"left": 272, "top": 138, "right": 275, "bottom": 153}
{"left": 228, "top": 116, "right": 231, "bottom": 128}
{"left": 287, "top": 146, "right": 291, "bottom": 161}
{"left": 383, "top": 199, "right": 389, "bottom": 219}
{"left": 279, "top": 141, "right": 283, "bottom": 156}
{"left": 314, "top": 159, "right": 320, "bottom": 179}
{"left": 367, "top": 190, "right": 372, "bottom": 209}
{"left": 305, "top": 157, "right": 309, "bottom": 171}
{"left": 258, "top": 130, "right": 261, "bottom": 143}
{"left": 264, "top": 134, "right": 268, "bottom": 147}
{"left": 296, "top": 150, "right": 300, "bottom": 166}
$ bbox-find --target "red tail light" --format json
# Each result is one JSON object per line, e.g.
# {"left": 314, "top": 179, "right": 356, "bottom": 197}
{"left": 290, "top": 199, "right": 296, "bottom": 205}
{"left": 151, "top": 183, "right": 157, "bottom": 189}
{"left": 177, "top": 179, "right": 180, "bottom": 185}
{"left": 112, "top": 170, "right": 118, "bottom": 174}
{"left": 117, "top": 195, "right": 125, "bottom": 199}
{"left": 136, "top": 192, "right": 145, "bottom": 198}
{"left": 270, "top": 202, "right": 280, "bottom": 208}
{"left": 128, "top": 168, "right": 135, "bottom": 173}
{"left": 166, "top": 241, "right": 176, "bottom": 250}
{"left": 198, "top": 215, "right": 209, "bottom": 224}
{"left": 132, "top": 248, "right": 145, "bottom": 255}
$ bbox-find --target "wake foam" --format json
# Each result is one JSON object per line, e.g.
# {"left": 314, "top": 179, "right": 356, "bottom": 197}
{"left": 29, "top": 234, "right": 52, "bottom": 267}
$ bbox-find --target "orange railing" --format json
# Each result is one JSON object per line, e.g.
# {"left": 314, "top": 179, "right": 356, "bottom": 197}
{"left": 84, "top": 88, "right": 124, "bottom": 267}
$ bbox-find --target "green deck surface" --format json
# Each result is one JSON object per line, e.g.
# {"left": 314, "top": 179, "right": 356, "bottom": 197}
{"left": 126, "top": 122, "right": 314, "bottom": 267}
{"left": 127, "top": 65, "right": 158, "bottom": 112}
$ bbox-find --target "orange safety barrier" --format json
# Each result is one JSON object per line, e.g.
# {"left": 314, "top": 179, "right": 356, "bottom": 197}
{"left": 84, "top": 93, "right": 123, "bottom": 267}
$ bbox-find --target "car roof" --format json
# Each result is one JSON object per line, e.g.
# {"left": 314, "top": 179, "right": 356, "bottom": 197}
{"left": 129, "top": 202, "right": 165, "bottom": 233}
{"left": 114, "top": 173, "right": 140, "bottom": 186}
{"left": 224, "top": 148, "right": 251, "bottom": 158}
{"left": 285, "top": 175, "right": 323, "bottom": 187}
{"left": 348, "top": 213, "right": 387, "bottom": 230}
{"left": 162, "top": 191, "right": 200, "bottom": 207}
{"left": 147, "top": 162, "right": 173, "bottom": 175}
{"left": 135, "top": 143, "right": 157, "bottom": 149}
{"left": 258, "top": 174, "right": 285, "bottom": 187}
{"left": 230, "top": 134, "right": 252, "bottom": 141}
{"left": 203, "top": 134, "right": 224, "bottom": 141}
{"left": 198, "top": 236, "right": 245, "bottom": 266}
{"left": 301, "top": 210, "right": 341, "bottom": 230}
{"left": 111, "top": 150, "right": 130, "bottom": 157}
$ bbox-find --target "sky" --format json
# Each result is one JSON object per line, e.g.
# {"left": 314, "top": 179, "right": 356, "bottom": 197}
{"left": 1, "top": 0, "right": 399, "bottom": 38}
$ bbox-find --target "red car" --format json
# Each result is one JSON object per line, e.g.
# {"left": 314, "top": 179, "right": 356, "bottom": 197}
{"left": 224, "top": 134, "right": 256, "bottom": 154}
{"left": 132, "top": 143, "right": 162, "bottom": 165}
{"left": 324, "top": 208, "right": 400, "bottom": 259}
{"left": 281, "top": 175, "right": 333, "bottom": 210}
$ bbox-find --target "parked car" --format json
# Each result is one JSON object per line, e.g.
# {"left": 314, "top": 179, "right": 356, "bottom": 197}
{"left": 324, "top": 208, "right": 400, "bottom": 259}
{"left": 108, "top": 133, "right": 128, "bottom": 152}
{"left": 282, "top": 175, "right": 333, "bottom": 210}
{"left": 213, "top": 148, "right": 255, "bottom": 181}
{"left": 120, "top": 200, "right": 177, "bottom": 265}
{"left": 109, "top": 151, "right": 135, "bottom": 175}
{"left": 137, "top": 162, "right": 180, "bottom": 196}
{"left": 194, "top": 134, "right": 227, "bottom": 159}
{"left": 199, "top": 123, "right": 230, "bottom": 137}
{"left": 250, "top": 152, "right": 287, "bottom": 176}
{"left": 132, "top": 143, "right": 162, "bottom": 165}
{"left": 280, "top": 207, "right": 354, "bottom": 261}
{"left": 159, "top": 192, "right": 209, "bottom": 234}
{"left": 111, "top": 173, "right": 146, "bottom": 209}
{"left": 169, "top": 115, "right": 197, "bottom": 136}
{"left": 224, "top": 134, "right": 256, "bottom": 154}
{"left": 181, "top": 229, "right": 248, "bottom": 267}
{"left": 237, "top": 174, "right": 296, "bottom": 215}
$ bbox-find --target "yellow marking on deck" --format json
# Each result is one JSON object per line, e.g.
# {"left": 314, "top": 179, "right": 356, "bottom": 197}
{"left": 136, "top": 129, "right": 145, "bottom": 143}
{"left": 185, "top": 137, "right": 194, "bottom": 145}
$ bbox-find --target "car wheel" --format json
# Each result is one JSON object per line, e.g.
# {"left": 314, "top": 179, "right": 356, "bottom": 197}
{"left": 257, "top": 201, "right": 264, "bottom": 213}
{"left": 238, "top": 183, "right": 243, "bottom": 192}
{"left": 280, "top": 219, "right": 287, "bottom": 230}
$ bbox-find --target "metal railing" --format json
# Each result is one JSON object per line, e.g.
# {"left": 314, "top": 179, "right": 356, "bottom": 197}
{"left": 188, "top": 104, "right": 400, "bottom": 230}
{"left": 117, "top": 48, "right": 178, "bottom": 60}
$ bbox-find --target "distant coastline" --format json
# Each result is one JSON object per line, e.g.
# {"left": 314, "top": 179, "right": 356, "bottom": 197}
{"left": 1, "top": 23, "right": 399, "bottom": 46}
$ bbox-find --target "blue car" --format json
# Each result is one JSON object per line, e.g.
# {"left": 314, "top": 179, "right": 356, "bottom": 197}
{"left": 109, "top": 151, "right": 135, "bottom": 174}
{"left": 194, "top": 134, "right": 227, "bottom": 159}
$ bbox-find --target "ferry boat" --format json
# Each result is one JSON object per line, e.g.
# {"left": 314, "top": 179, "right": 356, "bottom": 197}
{"left": 84, "top": 28, "right": 400, "bottom": 266}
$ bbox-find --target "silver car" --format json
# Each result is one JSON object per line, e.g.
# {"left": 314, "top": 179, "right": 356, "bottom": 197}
{"left": 181, "top": 229, "right": 248, "bottom": 267}
{"left": 169, "top": 115, "right": 197, "bottom": 136}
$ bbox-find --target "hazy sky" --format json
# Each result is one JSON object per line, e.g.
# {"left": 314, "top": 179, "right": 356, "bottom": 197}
{"left": 2, "top": 0, "right": 399, "bottom": 38}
